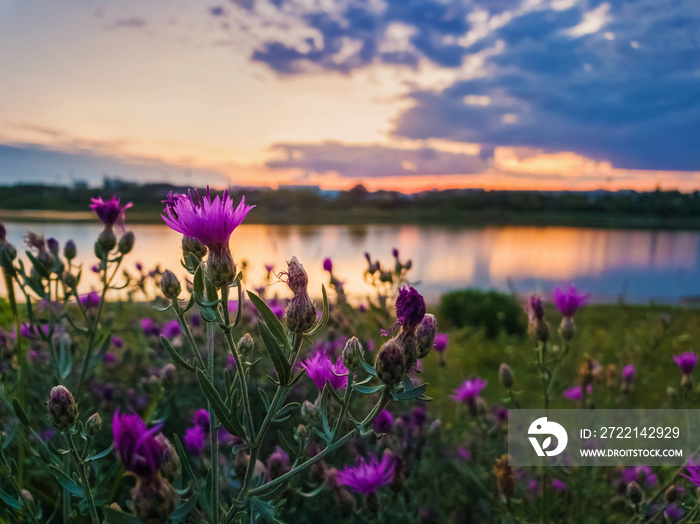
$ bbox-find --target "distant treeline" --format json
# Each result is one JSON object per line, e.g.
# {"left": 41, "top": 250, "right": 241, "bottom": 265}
{"left": 2, "top": 182, "right": 700, "bottom": 228}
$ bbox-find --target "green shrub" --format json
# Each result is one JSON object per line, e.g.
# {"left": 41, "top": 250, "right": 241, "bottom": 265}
{"left": 438, "top": 289, "right": 526, "bottom": 338}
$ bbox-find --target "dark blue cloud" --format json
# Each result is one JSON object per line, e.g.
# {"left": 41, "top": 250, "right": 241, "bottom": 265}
{"left": 237, "top": 0, "right": 700, "bottom": 170}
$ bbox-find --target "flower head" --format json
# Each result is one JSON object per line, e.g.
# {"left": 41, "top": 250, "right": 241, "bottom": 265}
{"left": 337, "top": 454, "right": 395, "bottom": 495}
{"left": 553, "top": 285, "right": 589, "bottom": 317}
{"left": 681, "top": 456, "right": 700, "bottom": 487}
{"left": 192, "top": 409, "right": 210, "bottom": 432}
{"left": 161, "top": 319, "right": 181, "bottom": 339}
{"left": 552, "top": 478, "right": 566, "bottom": 491}
{"left": 78, "top": 292, "right": 100, "bottom": 310}
{"left": 674, "top": 352, "right": 698, "bottom": 375}
{"left": 452, "top": 378, "right": 487, "bottom": 403}
{"left": 112, "top": 410, "right": 163, "bottom": 477}
{"left": 323, "top": 257, "right": 333, "bottom": 273}
{"left": 433, "top": 333, "right": 449, "bottom": 354}
{"left": 526, "top": 294, "right": 545, "bottom": 322}
{"left": 90, "top": 196, "right": 132, "bottom": 228}
{"left": 301, "top": 352, "right": 348, "bottom": 390}
{"left": 395, "top": 286, "right": 426, "bottom": 331}
{"left": 622, "top": 364, "right": 635, "bottom": 384}
{"left": 563, "top": 384, "right": 592, "bottom": 401}
{"left": 184, "top": 425, "right": 206, "bottom": 455}
{"left": 266, "top": 446, "right": 291, "bottom": 480}
{"left": 373, "top": 409, "right": 394, "bottom": 434}
{"left": 161, "top": 188, "right": 254, "bottom": 249}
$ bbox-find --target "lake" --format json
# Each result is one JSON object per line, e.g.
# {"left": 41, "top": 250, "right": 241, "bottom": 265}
{"left": 3, "top": 222, "right": 700, "bottom": 304}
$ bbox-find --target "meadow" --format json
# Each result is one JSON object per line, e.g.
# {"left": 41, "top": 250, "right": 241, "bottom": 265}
{"left": 1, "top": 189, "right": 700, "bottom": 523}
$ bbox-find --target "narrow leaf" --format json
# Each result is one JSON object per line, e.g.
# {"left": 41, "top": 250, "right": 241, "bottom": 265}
{"left": 195, "top": 369, "right": 246, "bottom": 438}
{"left": 258, "top": 322, "right": 291, "bottom": 386}
{"left": 161, "top": 336, "right": 195, "bottom": 372}
{"left": 305, "top": 285, "right": 329, "bottom": 337}
{"left": 247, "top": 291, "right": 290, "bottom": 351}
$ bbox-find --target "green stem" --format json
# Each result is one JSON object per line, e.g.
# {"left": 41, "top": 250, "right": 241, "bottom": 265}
{"left": 67, "top": 432, "right": 99, "bottom": 524}
{"left": 62, "top": 454, "right": 71, "bottom": 524}
{"left": 248, "top": 389, "right": 391, "bottom": 498}
{"left": 332, "top": 373, "right": 354, "bottom": 437}
{"left": 3, "top": 268, "right": 25, "bottom": 489}
{"left": 173, "top": 301, "right": 206, "bottom": 369}
{"left": 207, "top": 308, "right": 219, "bottom": 524}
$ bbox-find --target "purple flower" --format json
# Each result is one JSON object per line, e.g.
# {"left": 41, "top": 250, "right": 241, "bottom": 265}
{"left": 112, "top": 336, "right": 123, "bottom": 348}
{"left": 266, "top": 446, "right": 291, "bottom": 480}
{"left": 161, "top": 319, "right": 181, "bottom": 338}
{"left": 161, "top": 188, "right": 254, "bottom": 249}
{"left": 19, "top": 323, "right": 49, "bottom": 339}
{"left": 90, "top": 196, "right": 132, "bottom": 228}
{"left": 358, "top": 303, "right": 366, "bottom": 313}
{"left": 301, "top": 352, "right": 348, "bottom": 390}
{"left": 227, "top": 354, "right": 236, "bottom": 369}
{"left": 552, "top": 285, "right": 589, "bottom": 317}
{"left": 562, "top": 384, "right": 592, "bottom": 401}
{"left": 184, "top": 425, "right": 207, "bottom": 455}
{"left": 452, "top": 378, "right": 487, "bottom": 403}
{"left": 193, "top": 409, "right": 210, "bottom": 432}
{"left": 457, "top": 447, "right": 471, "bottom": 461}
{"left": 79, "top": 291, "right": 101, "bottom": 310}
{"left": 681, "top": 456, "right": 700, "bottom": 487}
{"left": 665, "top": 503, "right": 684, "bottom": 522}
{"left": 323, "top": 257, "right": 333, "bottom": 273}
{"left": 394, "top": 286, "right": 425, "bottom": 332}
{"left": 103, "top": 352, "right": 117, "bottom": 364}
{"left": 90, "top": 264, "right": 100, "bottom": 273}
{"left": 674, "top": 352, "right": 698, "bottom": 375}
{"left": 526, "top": 294, "right": 545, "bottom": 322}
{"left": 373, "top": 410, "right": 394, "bottom": 434}
{"left": 112, "top": 410, "right": 163, "bottom": 477}
{"left": 434, "top": 333, "right": 449, "bottom": 353}
{"left": 141, "top": 318, "right": 159, "bottom": 337}
{"left": 621, "top": 465, "right": 657, "bottom": 487}
{"left": 552, "top": 478, "right": 566, "bottom": 491}
{"left": 265, "top": 263, "right": 275, "bottom": 273}
{"left": 622, "top": 364, "right": 635, "bottom": 383}
{"left": 392, "top": 248, "right": 399, "bottom": 259}
{"left": 337, "top": 453, "right": 396, "bottom": 495}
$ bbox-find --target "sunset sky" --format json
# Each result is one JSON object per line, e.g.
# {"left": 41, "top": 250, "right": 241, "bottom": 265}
{"left": 1, "top": 0, "right": 699, "bottom": 192}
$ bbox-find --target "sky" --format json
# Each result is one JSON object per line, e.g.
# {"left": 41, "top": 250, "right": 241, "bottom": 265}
{"left": 1, "top": 0, "right": 699, "bottom": 193}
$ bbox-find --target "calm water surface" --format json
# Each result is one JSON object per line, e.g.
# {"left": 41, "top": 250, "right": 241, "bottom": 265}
{"left": 3, "top": 222, "right": 700, "bottom": 304}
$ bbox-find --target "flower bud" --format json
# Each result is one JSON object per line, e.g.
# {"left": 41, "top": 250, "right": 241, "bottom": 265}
{"left": 86, "top": 413, "right": 102, "bottom": 437}
{"left": 160, "top": 363, "right": 177, "bottom": 389}
{"left": 237, "top": 333, "right": 254, "bottom": 356}
{"left": 397, "top": 329, "right": 418, "bottom": 372}
{"left": 558, "top": 316, "right": 575, "bottom": 341}
{"left": 627, "top": 481, "right": 643, "bottom": 504}
{"left": 160, "top": 270, "right": 181, "bottom": 300}
{"left": 375, "top": 337, "right": 405, "bottom": 386}
{"left": 47, "top": 385, "right": 78, "bottom": 431}
{"left": 46, "top": 237, "right": 59, "bottom": 257}
{"left": 528, "top": 318, "right": 550, "bottom": 343}
{"left": 342, "top": 336, "right": 362, "bottom": 371}
{"left": 118, "top": 231, "right": 135, "bottom": 255}
{"left": 286, "top": 256, "right": 309, "bottom": 294}
{"left": 97, "top": 226, "right": 117, "bottom": 253}
{"left": 295, "top": 424, "right": 308, "bottom": 441}
{"left": 285, "top": 292, "right": 316, "bottom": 333}
{"left": 416, "top": 314, "right": 437, "bottom": 359}
{"left": 63, "top": 239, "right": 77, "bottom": 261}
{"left": 182, "top": 235, "right": 207, "bottom": 261}
{"left": 665, "top": 485, "right": 679, "bottom": 503}
{"left": 493, "top": 454, "right": 514, "bottom": 500}
{"left": 207, "top": 245, "right": 236, "bottom": 288}
{"left": 62, "top": 272, "right": 78, "bottom": 289}
{"left": 156, "top": 434, "right": 181, "bottom": 484}
{"left": 499, "top": 363, "right": 514, "bottom": 389}
{"left": 131, "top": 475, "right": 176, "bottom": 524}
{"left": 301, "top": 400, "right": 320, "bottom": 424}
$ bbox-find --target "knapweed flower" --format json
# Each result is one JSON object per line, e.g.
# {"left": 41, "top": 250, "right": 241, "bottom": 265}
{"left": 162, "top": 188, "right": 254, "bottom": 287}
{"left": 90, "top": 196, "right": 132, "bottom": 228}
{"left": 284, "top": 257, "right": 317, "bottom": 333}
{"left": 323, "top": 257, "right": 333, "bottom": 273}
{"left": 141, "top": 318, "right": 160, "bottom": 337}
{"left": 681, "top": 456, "right": 700, "bottom": 487}
{"left": 47, "top": 385, "right": 78, "bottom": 431}
{"left": 184, "top": 425, "right": 206, "bottom": 455}
{"left": 457, "top": 447, "right": 471, "bottom": 461}
{"left": 112, "top": 336, "right": 123, "bottom": 348}
{"left": 301, "top": 352, "right": 348, "bottom": 390}
{"left": 552, "top": 478, "right": 566, "bottom": 491}
{"left": 395, "top": 286, "right": 426, "bottom": 332}
{"left": 562, "top": 384, "right": 592, "bottom": 402}
{"left": 621, "top": 465, "right": 658, "bottom": 488}
{"left": 526, "top": 294, "right": 545, "bottom": 322}
{"left": 674, "top": 352, "right": 698, "bottom": 375}
{"left": 434, "top": 333, "right": 448, "bottom": 353}
{"left": 373, "top": 410, "right": 394, "bottom": 434}
{"left": 622, "top": 364, "right": 635, "bottom": 384}
{"left": 452, "top": 378, "right": 487, "bottom": 404}
{"left": 337, "top": 454, "right": 395, "bottom": 495}
{"left": 112, "top": 410, "right": 163, "bottom": 477}
{"left": 266, "top": 446, "right": 290, "bottom": 480}
{"left": 192, "top": 409, "right": 210, "bottom": 432}
{"left": 553, "top": 285, "right": 589, "bottom": 317}
{"left": 79, "top": 291, "right": 101, "bottom": 310}
{"left": 526, "top": 294, "right": 550, "bottom": 342}
{"left": 161, "top": 319, "right": 181, "bottom": 339}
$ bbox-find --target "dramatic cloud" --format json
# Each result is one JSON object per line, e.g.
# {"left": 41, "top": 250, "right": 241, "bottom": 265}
{"left": 236, "top": 0, "right": 700, "bottom": 171}
{"left": 266, "top": 141, "right": 491, "bottom": 178}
